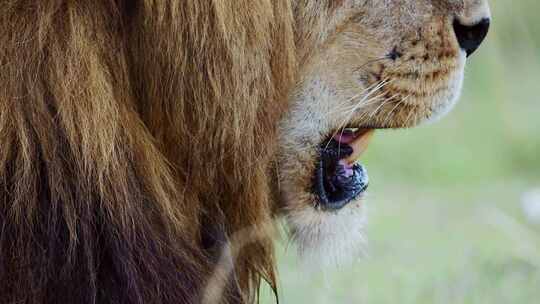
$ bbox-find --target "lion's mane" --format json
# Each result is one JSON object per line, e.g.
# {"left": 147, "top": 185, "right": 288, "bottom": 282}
{"left": 0, "top": 1, "right": 296, "bottom": 303}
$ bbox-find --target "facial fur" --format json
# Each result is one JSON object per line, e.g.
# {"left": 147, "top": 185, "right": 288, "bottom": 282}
{"left": 279, "top": 0, "right": 491, "bottom": 265}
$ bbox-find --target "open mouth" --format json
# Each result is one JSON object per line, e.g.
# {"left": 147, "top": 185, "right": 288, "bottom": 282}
{"left": 313, "top": 128, "right": 374, "bottom": 210}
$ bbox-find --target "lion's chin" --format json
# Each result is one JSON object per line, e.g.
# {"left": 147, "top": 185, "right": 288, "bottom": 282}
{"left": 287, "top": 198, "right": 368, "bottom": 269}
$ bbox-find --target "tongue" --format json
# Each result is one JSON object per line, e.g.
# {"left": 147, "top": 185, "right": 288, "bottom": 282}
{"left": 333, "top": 129, "right": 375, "bottom": 165}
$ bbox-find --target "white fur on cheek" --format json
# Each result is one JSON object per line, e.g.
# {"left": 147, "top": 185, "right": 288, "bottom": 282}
{"left": 286, "top": 197, "right": 368, "bottom": 269}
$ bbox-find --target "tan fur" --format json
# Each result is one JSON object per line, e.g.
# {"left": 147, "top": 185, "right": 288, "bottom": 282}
{"left": 0, "top": 0, "right": 490, "bottom": 303}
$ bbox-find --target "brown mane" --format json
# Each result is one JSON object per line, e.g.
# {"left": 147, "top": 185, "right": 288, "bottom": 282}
{"left": 0, "top": 1, "right": 296, "bottom": 303}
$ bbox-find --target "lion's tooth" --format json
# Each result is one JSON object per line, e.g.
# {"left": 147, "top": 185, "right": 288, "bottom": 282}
{"left": 343, "top": 127, "right": 360, "bottom": 133}
{"left": 345, "top": 130, "right": 375, "bottom": 164}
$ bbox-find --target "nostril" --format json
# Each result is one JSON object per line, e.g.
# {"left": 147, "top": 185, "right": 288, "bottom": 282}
{"left": 453, "top": 18, "right": 490, "bottom": 57}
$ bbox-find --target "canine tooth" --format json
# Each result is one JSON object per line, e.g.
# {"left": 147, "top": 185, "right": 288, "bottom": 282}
{"left": 345, "top": 130, "right": 375, "bottom": 165}
{"left": 344, "top": 127, "right": 359, "bottom": 133}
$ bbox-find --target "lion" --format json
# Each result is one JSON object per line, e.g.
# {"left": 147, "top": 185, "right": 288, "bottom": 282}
{"left": 279, "top": 0, "right": 491, "bottom": 267}
{"left": 0, "top": 1, "right": 490, "bottom": 304}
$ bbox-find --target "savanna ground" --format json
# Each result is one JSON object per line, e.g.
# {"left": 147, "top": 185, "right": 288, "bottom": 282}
{"left": 263, "top": 1, "right": 540, "bottom": 303}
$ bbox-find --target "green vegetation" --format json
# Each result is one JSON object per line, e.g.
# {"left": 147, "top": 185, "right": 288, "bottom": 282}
{"left": 264, "top": 1, "right": 540, "bottom": 302}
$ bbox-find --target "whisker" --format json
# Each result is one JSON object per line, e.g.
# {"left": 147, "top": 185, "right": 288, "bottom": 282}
{"left": 322, "top": 81, "right": 387, "bottom": 150}
{"left": 365, "top": 91, "right": 395, "bottom": 120}
{"left": 338, "top": 79, "right": 391, "bottom": 120}
{"left": 403, "top": 105, "right": 415, "bottom": 127}
{"left": 328, "top": 93, "right": 389, "bottom": 156}
{"left": 344, "top": 90, "right": 391, "bottom": 127}
{"left": 321, "top": 77, "right": 388, "bottom": 117}
{"left": 382, "top": 94, "right": 412, "bottom": 127}
{"left": 323, "top": 79, "right": 391, "bottom": 151}
{"left": 337, "top": 81, "right": 391, "bottom": 115}
{"left": 321, "top": 55, "right": 414, "bottom": 150}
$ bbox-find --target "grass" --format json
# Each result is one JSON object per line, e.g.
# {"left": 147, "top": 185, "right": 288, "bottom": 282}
{"left": 264, "top": 183, "right": 540, "bottom": 304}
{"left": 262, "top": 1, "right": 540, "bottom": 303}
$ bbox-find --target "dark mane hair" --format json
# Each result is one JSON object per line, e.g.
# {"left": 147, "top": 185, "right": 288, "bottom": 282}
{"left": 0, "top": 1, "right": 296, "bottom": 303}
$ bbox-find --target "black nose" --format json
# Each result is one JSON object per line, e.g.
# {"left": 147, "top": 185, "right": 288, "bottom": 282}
{"left": 453, "top": 18, "right": 490, "bottom": 57}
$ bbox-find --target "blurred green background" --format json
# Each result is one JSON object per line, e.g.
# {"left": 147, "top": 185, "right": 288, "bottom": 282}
{"left": 264, "top": 1, "right": 540, "bottom": 303}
